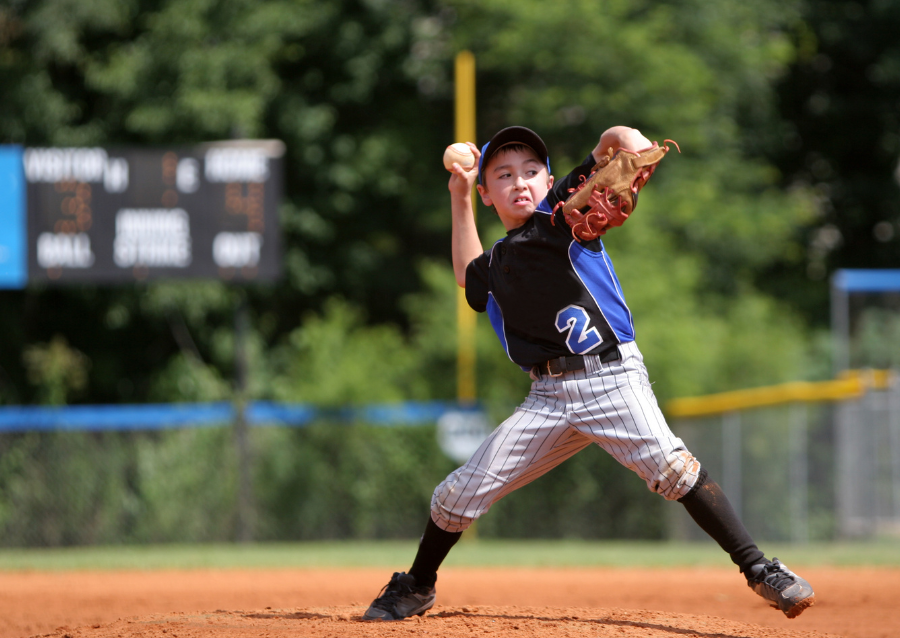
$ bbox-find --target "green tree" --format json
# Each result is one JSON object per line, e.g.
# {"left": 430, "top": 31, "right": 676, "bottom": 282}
{"left": 763, "top": 0, "right": 900, "bottom": 323}
{"left": 0, "top": 0, "right": 827, "bottom": 404}
{"left": 0, "top": 0, "right": 451, "bottom": 404}
{"left": 22, "top": 335, "right": 90, "bottom": 405}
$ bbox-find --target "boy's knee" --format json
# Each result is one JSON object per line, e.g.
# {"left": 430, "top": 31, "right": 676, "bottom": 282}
{"left": 430, "top": 471, "right": 475, "bottom": 533}
{"left": 650, "top": 449, "right": 702, "bottom": 501}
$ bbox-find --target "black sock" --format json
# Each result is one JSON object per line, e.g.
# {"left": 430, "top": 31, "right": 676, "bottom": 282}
{"left": 407, "top": 516, "right": 462, "bottom": 588}
{"left": 678, "top": 467, "right": 766, "bottom": 576}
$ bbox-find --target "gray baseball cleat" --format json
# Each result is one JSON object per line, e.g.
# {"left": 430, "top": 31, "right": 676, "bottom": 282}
{"left": 747, "top": 558, "right": 816, "bottom": 618}
{"left": 362, "top": 572, "right": 436, "bottom": 621}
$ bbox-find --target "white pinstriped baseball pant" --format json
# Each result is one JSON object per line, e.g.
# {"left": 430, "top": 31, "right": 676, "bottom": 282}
{"left": 431, "top": 341, "right": 701, "bottom": 533}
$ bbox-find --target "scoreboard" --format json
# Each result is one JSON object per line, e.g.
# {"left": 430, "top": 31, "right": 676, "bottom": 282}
{"left": 0, "top": 140, "right": 283, "bottom": 288}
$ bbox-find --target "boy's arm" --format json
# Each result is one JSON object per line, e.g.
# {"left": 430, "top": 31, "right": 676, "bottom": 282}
{"left": 592, "top": 126, "right": 653, "bottom": 163}
{"left": 448, "top": 142, "right": 484, "bottom": 287}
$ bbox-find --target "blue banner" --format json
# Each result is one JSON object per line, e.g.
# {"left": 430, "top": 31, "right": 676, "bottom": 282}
{"left": 832, "top": 269, "right": 900, "bottom": 293}
{"left": 0, "top": 400, "right": 465, "bottom": 432}
{"left": 0, "top": 146, "right": 26, "bottom": 289}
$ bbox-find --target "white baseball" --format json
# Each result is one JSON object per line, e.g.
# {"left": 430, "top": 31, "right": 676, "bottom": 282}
{"left": 443, "top": 142, "right": 475, "bottom": 172}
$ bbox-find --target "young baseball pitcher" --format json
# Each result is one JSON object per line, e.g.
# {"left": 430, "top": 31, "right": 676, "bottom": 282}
{"left": 363, "top": 125, "right": 816, "bottom": 621}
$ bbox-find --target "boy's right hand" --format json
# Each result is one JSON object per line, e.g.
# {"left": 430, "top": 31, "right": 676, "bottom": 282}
{"left": 448, "top": 142, "right": 480, "bottom": 199}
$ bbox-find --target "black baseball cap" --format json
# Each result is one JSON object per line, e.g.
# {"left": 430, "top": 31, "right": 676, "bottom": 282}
{"left": 478, "top": 126, "right": 551, "bottom": 184}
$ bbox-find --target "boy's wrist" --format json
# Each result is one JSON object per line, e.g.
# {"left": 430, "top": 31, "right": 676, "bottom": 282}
{"left": 451, "top": 192, "right": 473, "bottom": 209}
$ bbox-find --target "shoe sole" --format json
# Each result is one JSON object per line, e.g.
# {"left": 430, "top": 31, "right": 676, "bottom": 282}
{"left": 362, "top": 608, "right": 432, "bottom": 622}
{"left": 785, "top": 594, "right": 816, "bottom": 619}
{"left": 362, "top": 600, "right": 435, "bottom": 621}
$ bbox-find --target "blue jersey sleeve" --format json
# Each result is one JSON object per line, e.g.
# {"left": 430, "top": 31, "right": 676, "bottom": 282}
{"left": 538, "top": 153, "right": 597, "bottom": 222}
{"left": 549, "top": 154, "right": 596, "bottom": 204}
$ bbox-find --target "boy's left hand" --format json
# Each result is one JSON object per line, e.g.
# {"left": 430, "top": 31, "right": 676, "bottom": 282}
{"left": 593, "top": 126, "right": 653, "bottom": 163}
{"left": 618, "top": 129, "right": 653, "bottom": 153}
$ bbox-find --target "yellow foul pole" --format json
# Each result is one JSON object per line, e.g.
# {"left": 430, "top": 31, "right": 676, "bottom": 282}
{"left": 455, "top": 51, "right": 477, "bottom": 405}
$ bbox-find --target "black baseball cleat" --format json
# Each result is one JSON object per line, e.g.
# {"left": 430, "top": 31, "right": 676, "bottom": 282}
{"left": 747, "top": 558, "right": 816, "bottom": 618}
{"left": 362, "top": 572, "right": 436, "bottom": 621}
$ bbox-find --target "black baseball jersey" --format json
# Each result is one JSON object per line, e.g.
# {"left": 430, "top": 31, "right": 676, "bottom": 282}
{"left": 465, "top": 154, "right": 635, "bottom": 369}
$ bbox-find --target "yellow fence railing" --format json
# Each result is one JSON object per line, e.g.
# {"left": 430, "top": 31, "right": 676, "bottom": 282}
{"left": 665, "top": 369, "right": 896, "bottom": 418}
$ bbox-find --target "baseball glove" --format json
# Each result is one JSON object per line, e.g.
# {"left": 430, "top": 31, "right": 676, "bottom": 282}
{"left": 554, "top": 140, "right": 679, "bottom": 241}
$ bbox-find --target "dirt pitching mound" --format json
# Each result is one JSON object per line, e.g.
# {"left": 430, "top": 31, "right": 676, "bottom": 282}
{"left": 41, "top": 605, "right": 838, "bottom": 638}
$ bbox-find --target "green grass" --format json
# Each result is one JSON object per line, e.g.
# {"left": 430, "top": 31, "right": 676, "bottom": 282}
{"left": 2, "top": 538, "right": 900, "bottom": 572}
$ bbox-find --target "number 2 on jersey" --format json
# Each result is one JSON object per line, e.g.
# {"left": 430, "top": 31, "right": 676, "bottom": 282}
{"left": 554, "top": 305, "right": 603, "bottom": 354}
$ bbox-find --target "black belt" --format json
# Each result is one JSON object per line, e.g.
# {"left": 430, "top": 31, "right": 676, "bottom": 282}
{"left": 532, "top": 346, "right": 621, "bottom": 380}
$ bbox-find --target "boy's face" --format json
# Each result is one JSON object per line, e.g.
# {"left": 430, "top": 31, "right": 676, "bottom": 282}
{"left": 477, "top": 146, "right": 553, "bottom": 231}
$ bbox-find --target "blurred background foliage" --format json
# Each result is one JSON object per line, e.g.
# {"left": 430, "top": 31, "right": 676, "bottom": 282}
{"left": 0, "top": 0, "right": 899, "bottom": 544}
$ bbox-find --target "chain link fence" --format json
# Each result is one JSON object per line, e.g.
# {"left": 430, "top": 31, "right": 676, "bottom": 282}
{"left": 667, "top": 370, "right": 900, "bottom": 542}
{"left": 0, "top": 401, "right": 665, "bottom": 547}
{"left": 0, "top": 420, "right": 457, "bottom": 547}
{"left": 5, "top": 370, "right": 896, "bottom": 547}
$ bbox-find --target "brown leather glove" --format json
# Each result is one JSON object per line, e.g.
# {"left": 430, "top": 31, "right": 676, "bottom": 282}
{"left": 556, "top": 140, "right": 679, "bottom": 242}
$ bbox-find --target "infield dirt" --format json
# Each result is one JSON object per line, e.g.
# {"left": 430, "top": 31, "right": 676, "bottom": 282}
{"left": 4, "top": 566, "right": 895, "bottom": 638}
